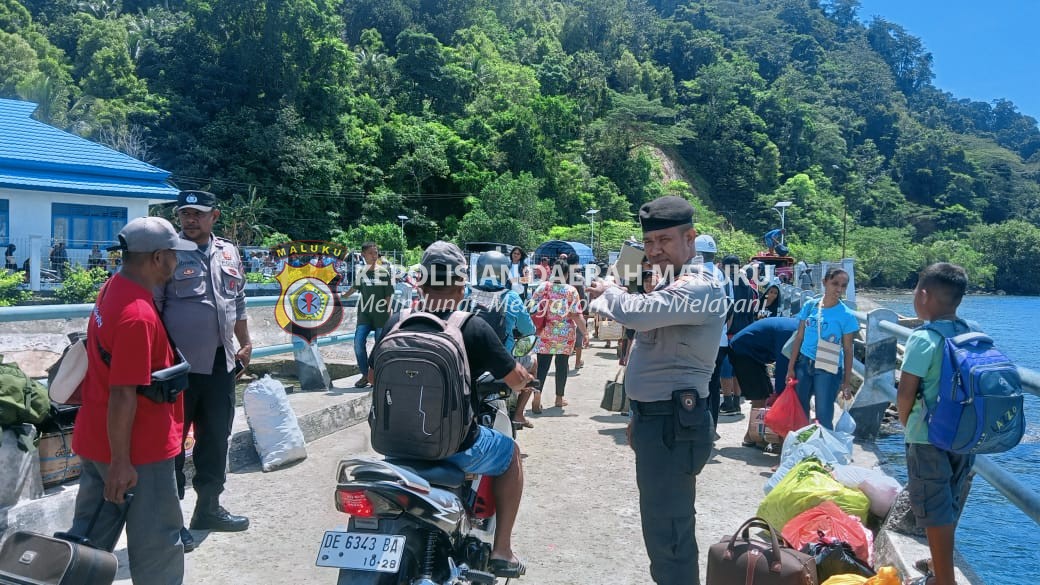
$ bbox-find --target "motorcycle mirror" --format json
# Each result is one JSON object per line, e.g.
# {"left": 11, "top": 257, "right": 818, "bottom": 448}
{"left": 512, "top": 335, "right": 538, "bottom": 358}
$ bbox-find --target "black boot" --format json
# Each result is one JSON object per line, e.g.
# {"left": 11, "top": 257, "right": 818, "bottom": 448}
{"left": 720, "top": 395, "right": 740, "bottom": 415}
{"left": 190, "top": 497, "right": 250, "bottom": 532}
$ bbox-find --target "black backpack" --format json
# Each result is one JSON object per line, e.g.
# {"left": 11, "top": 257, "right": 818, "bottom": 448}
{"left": 368, "top": 310, "right": 473, "bottom": 460}
{"left": 466, "top": 285, "right": 509, "bottom": 343}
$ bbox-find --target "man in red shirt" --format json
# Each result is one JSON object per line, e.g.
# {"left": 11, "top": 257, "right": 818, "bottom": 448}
{"left": 68, "top": 216, "right": 196, "bottom": 585}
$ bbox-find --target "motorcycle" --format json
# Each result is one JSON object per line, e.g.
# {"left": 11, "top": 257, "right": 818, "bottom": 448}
{"left": 316, "top": 335, "right": 539, "bottom": 584}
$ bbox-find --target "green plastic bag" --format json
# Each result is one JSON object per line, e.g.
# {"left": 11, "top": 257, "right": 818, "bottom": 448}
{"left": 0, "top": 358, "right": 51, "bottom": 427}
{"left": 757, "top": 457, "right": 870, "bottom": 531}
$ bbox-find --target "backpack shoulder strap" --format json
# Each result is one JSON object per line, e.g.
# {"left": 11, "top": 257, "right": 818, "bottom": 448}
{"left": 446, "top": 310, "right": 473, "bottom": 331}
{"left": 444, "top": 311, "right": 473, "bottom": 380}
{"left": 386, "top": 308, "right": 412, "bottom": 335}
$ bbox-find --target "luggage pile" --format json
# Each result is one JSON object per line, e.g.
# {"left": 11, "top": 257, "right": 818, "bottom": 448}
{"left": 708, "top": 421, "right": 907, "bottom": 585}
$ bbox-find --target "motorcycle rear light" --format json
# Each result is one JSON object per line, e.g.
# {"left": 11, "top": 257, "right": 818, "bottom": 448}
{"left": 336, "top": 488, "right": 375, "bottom": 517}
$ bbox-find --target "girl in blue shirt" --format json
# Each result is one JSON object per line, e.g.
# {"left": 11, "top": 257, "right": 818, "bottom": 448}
{"left": 785, "top": 267, "right": 859, "bottom": 429}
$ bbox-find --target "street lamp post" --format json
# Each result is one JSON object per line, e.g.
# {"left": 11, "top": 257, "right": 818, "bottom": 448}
{"left": 585, "top": 209, "right": 599, "bottom": 255}
{"left": 773, "top": 201, "right": 792, "bottom": 244}
{"left": 832, "top": 165, "right": 848, "bottom": 260}
{"left": 396, "top": 215, "right": 409, "bottom": 248}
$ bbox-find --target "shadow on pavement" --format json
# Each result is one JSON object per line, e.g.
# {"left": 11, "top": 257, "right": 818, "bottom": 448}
{"left": 713, "top": 445, "right": 777, "bottom": 468}
{"left": 597, "top": 426, "right": 628, "bottom": 446}
{"left": 590, "top": 414, "right": 629, "bottom": 424}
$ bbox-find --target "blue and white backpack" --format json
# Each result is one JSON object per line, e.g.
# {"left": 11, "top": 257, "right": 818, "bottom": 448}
{"left": 918, "top": 320, "right": 1025, "bottom": 455}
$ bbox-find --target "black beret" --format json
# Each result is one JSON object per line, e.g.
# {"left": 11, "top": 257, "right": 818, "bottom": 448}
{"left": 639, "top": 196, "right": 694, "bottom": 232}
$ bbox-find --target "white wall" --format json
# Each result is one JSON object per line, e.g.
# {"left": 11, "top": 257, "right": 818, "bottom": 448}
{"left": 0, "top": 187, "right": 167, "bottom": 268}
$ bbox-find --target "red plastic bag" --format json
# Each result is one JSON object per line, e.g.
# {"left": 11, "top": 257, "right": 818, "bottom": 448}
{"left": 781, "top": 500, "right": 874, "bottom": 566}
{"left": 763, "top": 379, "right": 809, "bottom": 439}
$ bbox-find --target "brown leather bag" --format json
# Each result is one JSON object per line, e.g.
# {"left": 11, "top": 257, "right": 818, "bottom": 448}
{"left": 706, "top": 517, "right": 818, "bottom": 585}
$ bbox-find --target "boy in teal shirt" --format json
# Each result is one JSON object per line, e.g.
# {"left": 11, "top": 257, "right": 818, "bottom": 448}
{"left": 897, "top": 263, "right": 973, "bottom": 585}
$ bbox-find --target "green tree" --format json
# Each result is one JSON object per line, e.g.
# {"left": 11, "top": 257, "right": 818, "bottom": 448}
{"left": 54, "top": 266, "right": 109, "bottom": 304}
{"left": 968, "top": 221, "right": 1040, "bottom": 294}
{"left": 847, "top": 227, "right": 920, "bottom": 287}
{"left": 455, "top": 172, "right": 554, "bottom": 251}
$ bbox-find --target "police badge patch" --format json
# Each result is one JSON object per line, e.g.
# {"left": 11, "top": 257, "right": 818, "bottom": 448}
{"left": 271, "top": 241, "right": 349, "bottom": 342}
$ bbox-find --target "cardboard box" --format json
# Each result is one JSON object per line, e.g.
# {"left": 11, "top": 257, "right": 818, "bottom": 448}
{"left": 38, "top": 428, "right": 81, "bottom": 488}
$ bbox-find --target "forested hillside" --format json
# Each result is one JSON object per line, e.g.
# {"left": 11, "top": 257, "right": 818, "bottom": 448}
{"left": 3, "top": 0, "right": 1040, "bottom": 292}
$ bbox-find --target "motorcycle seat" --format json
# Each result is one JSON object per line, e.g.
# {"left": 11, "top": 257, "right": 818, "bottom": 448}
{"left": 384, "top": 458, "right": 466, "bottom": 489}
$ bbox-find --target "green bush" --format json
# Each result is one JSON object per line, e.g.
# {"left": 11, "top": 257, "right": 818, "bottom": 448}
{"left": 0, "top": 271, "right": 29, "bottom": 306}
{"left": 54, "top": 266, "right": 109, "bottom": 304}
{"left": 245, "top": 271, "right": 275, "bottom": 284}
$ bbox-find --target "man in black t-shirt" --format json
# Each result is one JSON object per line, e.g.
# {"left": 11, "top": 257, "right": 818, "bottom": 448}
{"left": 374, "top": 241, "right": 535, "bottom": 579}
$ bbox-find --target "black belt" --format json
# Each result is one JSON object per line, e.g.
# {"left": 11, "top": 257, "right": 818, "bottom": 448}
{"left": 631, "top": 396, "right": 707, "bottom": 416}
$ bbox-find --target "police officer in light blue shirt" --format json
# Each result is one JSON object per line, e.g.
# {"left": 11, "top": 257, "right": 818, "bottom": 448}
{"left": 588, "top": 196, "right": 727, "bottom": 585}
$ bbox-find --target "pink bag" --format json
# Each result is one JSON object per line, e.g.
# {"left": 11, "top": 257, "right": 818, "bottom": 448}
{"left": 781, "top": 500, "right": 874, "bottom": 566}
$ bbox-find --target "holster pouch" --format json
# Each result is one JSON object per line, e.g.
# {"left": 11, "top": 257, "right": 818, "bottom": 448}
{"left": 669, "top": 389, "right": 707, "bottom": 445}
{"left": 137, "top": 349, "right": 190, "bottom": 404}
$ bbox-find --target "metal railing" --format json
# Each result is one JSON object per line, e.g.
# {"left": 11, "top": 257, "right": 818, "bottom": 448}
{"left": 0, "top": 296, "right": 363, "bottom": 356}
{"left": 778, "top": 284, "right": 1040, "bottom": 526}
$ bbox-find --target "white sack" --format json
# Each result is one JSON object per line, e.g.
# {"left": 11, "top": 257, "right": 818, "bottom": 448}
{"left": 243, "top": 375, "right": 307, "bottom": 472}
{"left": 832, "top": 464, "right": 903, "bottom": 518}
{"left": 764, "top": 423, "right": 854, "bottom": 494}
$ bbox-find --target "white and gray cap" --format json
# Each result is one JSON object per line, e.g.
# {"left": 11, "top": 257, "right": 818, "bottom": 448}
{"left": 108, "top": 217, "right": 198, "bottom": 253}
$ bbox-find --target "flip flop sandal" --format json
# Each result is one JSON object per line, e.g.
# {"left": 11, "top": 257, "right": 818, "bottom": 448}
{"left": 531, "top": 405, "right": 542, "bottom": 415}
{"left": 915, "top": 559, "right": 933, "bottom": 575}
{"left": 489, "top": 557, "right": 527, "bottom": 578}
{"left": 554, "top": 399, "right": 569, "bottom": 408}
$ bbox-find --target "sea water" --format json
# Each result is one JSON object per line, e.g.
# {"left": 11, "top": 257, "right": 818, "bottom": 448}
{"left": 867, "top": 293, "right": 1040, "bottom": 585}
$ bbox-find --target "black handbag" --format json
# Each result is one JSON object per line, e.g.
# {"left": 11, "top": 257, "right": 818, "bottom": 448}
{"left": 600, "top": 366, "right": 629, "bottom": 412}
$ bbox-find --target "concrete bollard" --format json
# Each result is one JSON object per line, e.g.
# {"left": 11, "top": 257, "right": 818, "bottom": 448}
{"left": 292, "top": 337, "right": 330, "bottom": 391}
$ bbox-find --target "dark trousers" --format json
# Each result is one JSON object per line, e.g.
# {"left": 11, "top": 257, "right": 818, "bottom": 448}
{"left": 631, "top": 405, "right": 713, "bottom": 585}
{"left": 73, "top": 458, "right": 184, "bottom": 584}
{"left": 536, "top": 353, "right": 569, "bottom": 397}
{"left": 175, "top": 348, "right": 235, "bottom": 502}
{"left": 708, "top": 347, "right": 727, "bottom": 427}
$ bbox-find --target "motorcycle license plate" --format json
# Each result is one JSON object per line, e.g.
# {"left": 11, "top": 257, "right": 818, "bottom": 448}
{"left": 315, "top": 531, "right": 406, "bottom": 573}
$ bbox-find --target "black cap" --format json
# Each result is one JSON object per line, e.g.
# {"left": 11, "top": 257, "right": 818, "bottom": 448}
{"left": 176, "top": 190, "right": 217, "bottom": 212}
{"left": 639, "top": 196, "right": 694, "bottom": 232}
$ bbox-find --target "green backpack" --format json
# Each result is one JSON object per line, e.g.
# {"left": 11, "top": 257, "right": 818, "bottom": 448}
{"left": 0, "top": 357, "right": 51, "bottom": 427}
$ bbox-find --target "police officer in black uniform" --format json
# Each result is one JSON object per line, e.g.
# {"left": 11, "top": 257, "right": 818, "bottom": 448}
{"left": 588, "top": 196, "right": 727, "bottom": 585}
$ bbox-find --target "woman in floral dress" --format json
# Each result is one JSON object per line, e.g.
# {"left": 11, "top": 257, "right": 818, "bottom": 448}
{"left": 529, "top": 259, "right": 588, "bottom": 412}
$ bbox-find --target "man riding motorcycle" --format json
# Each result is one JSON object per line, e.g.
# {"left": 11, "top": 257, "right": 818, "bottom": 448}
{"left": 373, "top": 241, "right": 535, "bottom": 578}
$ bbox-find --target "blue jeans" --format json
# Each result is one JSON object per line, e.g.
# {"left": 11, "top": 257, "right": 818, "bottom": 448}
{"left": 353, "top": 323, "right": 383, "bottom": 376}
{"left": 794, "top": 355, "right": 842, "bottom": 430}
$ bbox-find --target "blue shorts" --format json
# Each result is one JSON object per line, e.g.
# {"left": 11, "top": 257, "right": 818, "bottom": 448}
{"left": 905, "top": 442, "right": 975, "bottom": 527}
{"left": 446, "top": 426, "right": 516, "bottom": 477}
{"left": 720, "top": 354, "right": 734, "bottom": 379}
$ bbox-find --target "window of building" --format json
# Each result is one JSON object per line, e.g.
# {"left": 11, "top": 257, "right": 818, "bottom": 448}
{"left": 51, "top": 203, "right": 127, "bottom": 249}
{"left": 0, "top": 199, "right": 8, "bottom": 242}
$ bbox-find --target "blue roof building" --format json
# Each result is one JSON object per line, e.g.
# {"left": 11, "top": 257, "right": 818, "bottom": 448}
{"left": 0, "top": 98, "right": 179, "bottom": 280}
